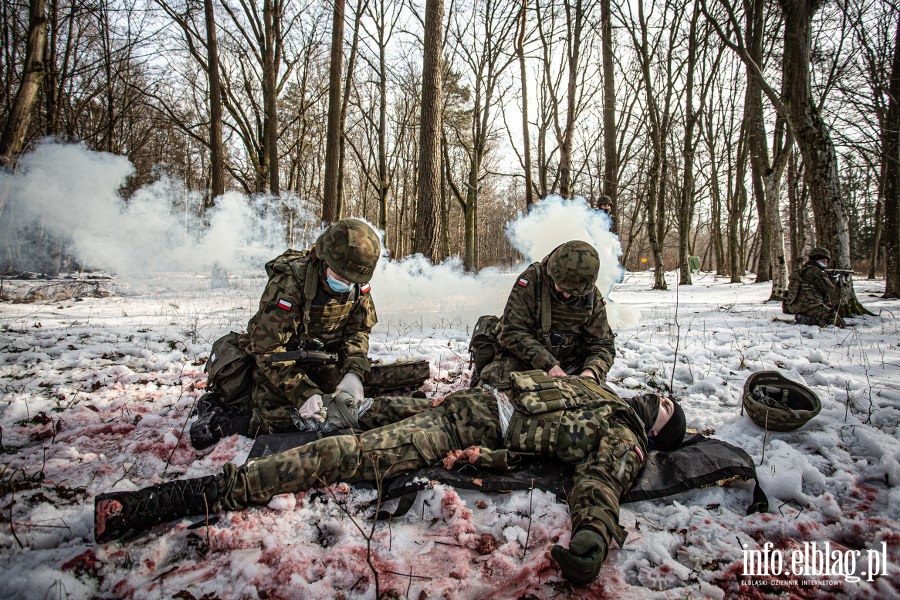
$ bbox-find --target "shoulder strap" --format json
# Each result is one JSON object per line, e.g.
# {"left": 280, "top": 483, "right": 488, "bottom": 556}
{"left": 302, "top": 260, "right": 318, "bottom": 335}
{"left": 536, "top": 266, "right": 553, "bottom": 347}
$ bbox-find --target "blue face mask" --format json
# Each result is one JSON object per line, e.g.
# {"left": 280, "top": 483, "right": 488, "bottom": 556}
{"left": 817, "top": 261, "right": 828, "bottom": 269}
{"left": 326, "top": 274, "right": 354, "bottom": 293}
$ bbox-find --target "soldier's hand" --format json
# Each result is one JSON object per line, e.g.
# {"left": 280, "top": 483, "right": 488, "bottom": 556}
{"left": 551, "top": 529, "right": 608, "bottom": 585}
{"left": 298, "top": 394, "right": 326, "bottom": 422}
{"left": 548, "top": 365, "right": 567, "bottom": 377}
{"left": 578, "top": 369, "right": 598, "bottom": 381}
{"left": 336, "top": 372, "right": 365, "bottom": 402}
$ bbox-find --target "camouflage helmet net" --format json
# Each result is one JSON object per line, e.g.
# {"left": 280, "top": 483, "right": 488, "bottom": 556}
{"left": 315, "top": 219, "right": 381, "bottom": 284}
{"left": 546, "top": 240, "right": 600, "bottom": 296}
{"left": 742, "top": 371, "right": 821, "bottom": 432}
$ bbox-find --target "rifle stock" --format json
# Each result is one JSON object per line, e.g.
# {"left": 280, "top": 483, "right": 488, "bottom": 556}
{"left": 269, "top": 349, "right": 339, "bottom": 364}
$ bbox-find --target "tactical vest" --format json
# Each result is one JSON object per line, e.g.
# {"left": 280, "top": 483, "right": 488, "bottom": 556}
{"left": 504, "top": 370, "right": 644, "bottom": 462}
{"left": 265, "top": 249, "right": 362, "bottom": 350}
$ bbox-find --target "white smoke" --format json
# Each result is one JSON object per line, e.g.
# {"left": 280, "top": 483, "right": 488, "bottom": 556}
{"left": 504, "top": 194, "right": 624, "bottom": 295}
{"left": 370, "top": 195, "right": 639, "bottom": 330}
{"left": 3, "top": 142, "right": 638, "bottom": 328}
{"left": 1, "top": 142, "right": 306, "bottom": 277}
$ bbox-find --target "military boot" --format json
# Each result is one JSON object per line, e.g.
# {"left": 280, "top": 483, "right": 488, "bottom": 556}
{"left": 194, "top": 391, "right": 225, "bottom": 418}
{"left": 189, "top": 407, "right": 252, "bottom": 450}
{"left": 94, "top": 475, "right": 219, "bottom": 543}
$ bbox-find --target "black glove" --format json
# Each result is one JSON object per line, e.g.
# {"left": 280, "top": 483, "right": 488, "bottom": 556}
{"left": 551, "top": 529, "right": 608, "bottom": 585}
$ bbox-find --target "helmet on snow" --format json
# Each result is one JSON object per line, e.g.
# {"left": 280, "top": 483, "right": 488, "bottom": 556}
{"left": 315, "top": 219, "right": 381, "bottom": 284}
{"left": 742, "top": 371, "right": 821, "bottom": 432}
{"left": 546, "top": 241, "right": 600, "bottom": 296}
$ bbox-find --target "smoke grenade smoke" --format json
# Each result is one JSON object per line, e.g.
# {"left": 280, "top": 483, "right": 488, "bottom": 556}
{"left": 2, "top": 142, "right": 638, "bottom": 328}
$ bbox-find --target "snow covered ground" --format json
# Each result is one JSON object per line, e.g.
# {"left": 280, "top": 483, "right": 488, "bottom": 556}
{"left": 0, "top": 269, "right": 898, "bottom": 599}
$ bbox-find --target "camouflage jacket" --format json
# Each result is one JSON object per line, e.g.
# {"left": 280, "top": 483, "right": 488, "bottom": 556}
{"left": 240, "top": 249, "right": 377, "bottom": 404}
{"left": 497, "top": 260, "right": 616, "bottom": 379}
{"left": 787, "top": 262, "right": 836, "bottom": 316}
{"left": 476, "top": 373, "right": 647, "bottom": 547}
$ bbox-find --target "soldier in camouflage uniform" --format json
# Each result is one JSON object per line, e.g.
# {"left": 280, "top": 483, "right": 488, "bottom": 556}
{"left": 783, "top": 247, "right": 845, "bottom": 328}
{"left": 94, "top": 372, "right": 687, "bottom": 585}
{"left": 197, "top": 219, "right": 389, "bottom": 445}
{"left": 479, "top": 241, "right": 616, "bottom": 389}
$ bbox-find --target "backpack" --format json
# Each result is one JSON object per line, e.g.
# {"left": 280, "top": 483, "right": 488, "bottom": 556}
{"left": 205, "top": 331, "right": 254, "bottom": 407}
{"left": 468, "top": 314, "right": 502, "bottom": 384}
{"left": 782, "top": 269, "right": 803, "bottom": 314}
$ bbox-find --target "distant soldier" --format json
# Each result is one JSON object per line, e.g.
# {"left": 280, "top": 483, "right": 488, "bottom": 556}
{"left": 94, "top": 373, "right": 687, "bottom": 585}
{"left": 597, "top": 195, "right": 613, "bottom": 215}
{"left": 476, "top": 241, "right": 616, "bottom": 388}
{"left": 193, "top": 219, "right": 384, "bottom": 447}
{"left": 783, "top": 247, "right": 845, "bottom": 328}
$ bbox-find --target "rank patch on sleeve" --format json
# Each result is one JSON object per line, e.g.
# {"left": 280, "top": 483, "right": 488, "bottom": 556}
{"left": 360, "top": 283, "right": 371, "bottom": 295}
{"left": 517, "top": 278, "right": 529, "bottom": 287}
{"left": 277, "top": 298, "right": 293, "bottom": 311}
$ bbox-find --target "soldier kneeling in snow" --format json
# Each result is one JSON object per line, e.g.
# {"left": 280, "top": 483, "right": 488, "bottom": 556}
{"left": 95, "top": 372, "right": 686, "bottom": 585}
{"left": 782, "top": 247, "right": 845, "bottom": 328}
{"left": 195, "top": 219, "right": 430, "bottom": 449}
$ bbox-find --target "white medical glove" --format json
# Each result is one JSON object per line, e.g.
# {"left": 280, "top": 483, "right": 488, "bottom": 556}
{"left": 335, "top": 372, "right": 365, "bottom": 402}
{"left": 298, "top": 394, "right": 326, "bottom": 422}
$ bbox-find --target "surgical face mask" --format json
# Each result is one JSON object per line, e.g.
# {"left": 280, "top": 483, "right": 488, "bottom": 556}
{"left": 326, "top": 274, "right": 354, "bottom": 293}
{"left": 817, "top": 261, "right": 828, "bottom": 269}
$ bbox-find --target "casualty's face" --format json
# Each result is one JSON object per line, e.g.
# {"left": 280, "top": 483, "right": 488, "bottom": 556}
{"left": 651, "top": 396, "right": 675, "bottom": 436}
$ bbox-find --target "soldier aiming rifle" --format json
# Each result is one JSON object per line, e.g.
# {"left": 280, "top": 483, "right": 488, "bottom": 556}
{"left": 782, "top": 247, "right": 846, "bottom": 328}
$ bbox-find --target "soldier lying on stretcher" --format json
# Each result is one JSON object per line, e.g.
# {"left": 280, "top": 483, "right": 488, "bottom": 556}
{"left": 95, "top": 372, "right": 686, "bottom": 585}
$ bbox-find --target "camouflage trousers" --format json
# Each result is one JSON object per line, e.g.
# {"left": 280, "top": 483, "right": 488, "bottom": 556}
{"left": 795, "top": 309, "right": 837, "bottom": 327}
{"left": 214, "top": 389, "right": 502, "bottom": 511}
{"left": 567, "top": 416, "right": 645, "bottom": 547}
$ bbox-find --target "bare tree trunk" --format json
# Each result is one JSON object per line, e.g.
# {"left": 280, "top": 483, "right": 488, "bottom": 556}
{"left": 600, "top": 0, "right": 617, "bottom": 224}
{"left": 414, "top": 0, "right": 442, "bottom": 261}
{"left": 743, "top": 0, "right": 791, "bottom": 298}
{"left": 677, "top": 0, "right": 701, "bottom": 286}
{"left": 728, "top": 129, "right": 749, "bottom": 283}
{"left": 263, "top": 0, "right": 280, "bottom": 196}
{"left": 779, "top": 0, "right": 867, "bottom": 314}
{"left": 555, "top": 0, "right": 585, "bottom": 198}
{"left": 516, "top": 0, "right": 535, "bottom": 208}
{"left": 203, "top": 0, "right": 225, "bottom": 204}
{"left": 322, "top": 0, "right": 345, "bottom": 223}
{"left": 0, "top": 0, "right": 47, "bottom": 172}
{"left": 882, "top": 9, "right": 900, "bottom": 297}
{"left": 337, "top": 0, "right": 365, "bottom": 219}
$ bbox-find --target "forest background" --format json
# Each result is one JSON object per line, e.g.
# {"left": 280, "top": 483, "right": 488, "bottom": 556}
{"left": 1, "top": 0, "right": 898, "bottom": 301}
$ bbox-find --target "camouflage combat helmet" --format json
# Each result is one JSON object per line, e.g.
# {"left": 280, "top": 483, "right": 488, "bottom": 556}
{"left": 742, "top": 371, "right": 821, "bottom": 432}
{"left": 315, "top": 219, "right": 381, "bottom": 284}
{"left": 808, "top": 247, "right": 831, "bottom": 261}
{"left": 546, "top": 241, "right": 600, "bottom": 296}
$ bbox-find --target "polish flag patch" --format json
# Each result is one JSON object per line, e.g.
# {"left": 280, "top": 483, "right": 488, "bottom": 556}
{"left": 517, "top": 278, "right": 529, "bottom": 287}
{"left": 634, "top": 445, "right": 645, "bottom": 462}
{"left": 360, "top": 283, "right": 371, "bottom": 295}
{"left": 277, "top": 299, "right": 293, "bottom": 311}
